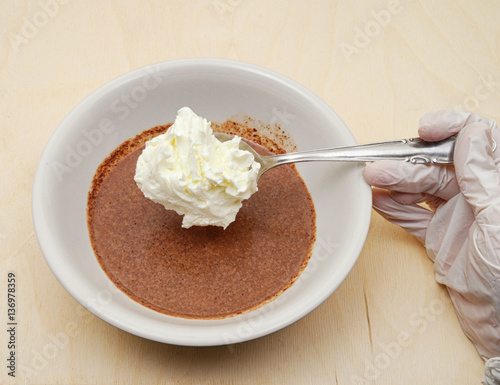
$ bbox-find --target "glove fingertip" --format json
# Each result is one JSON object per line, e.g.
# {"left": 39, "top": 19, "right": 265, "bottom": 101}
{"left": 363, "top": 160, "right": 401, "bottom": 187}
{"left": 362, "top": 162, "right": 379, "bottom": 185}
{"left": 418, "top": 110, "right": 468, "bottom": 141}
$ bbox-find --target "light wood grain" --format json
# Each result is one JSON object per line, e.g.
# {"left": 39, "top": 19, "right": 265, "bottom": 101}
{"left": 2, "top": 0, "right": 499, "bottom": 384}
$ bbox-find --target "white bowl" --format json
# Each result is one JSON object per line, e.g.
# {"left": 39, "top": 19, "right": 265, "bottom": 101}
{"left": 32, "top": 59, "right": 371, "bottom": 346}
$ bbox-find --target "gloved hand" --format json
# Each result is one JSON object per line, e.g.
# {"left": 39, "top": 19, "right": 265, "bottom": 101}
{"left": 362, "top": 110, "right": 500, "bottom": 385}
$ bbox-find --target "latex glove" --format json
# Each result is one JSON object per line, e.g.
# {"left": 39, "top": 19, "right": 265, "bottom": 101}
{"left": 362, "top": 111, "right": 500, "bottom": 385}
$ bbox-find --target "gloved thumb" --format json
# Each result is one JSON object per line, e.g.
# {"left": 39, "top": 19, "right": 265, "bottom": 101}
{"left": 454, "top": 123, "right": 500, "bottom": 270}
{"left": 454, "top": 123, "right": 500, "bottom": 225}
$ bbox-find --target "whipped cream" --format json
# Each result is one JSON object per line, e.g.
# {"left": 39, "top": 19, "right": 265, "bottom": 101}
{"left": 134, "top": 107, "right": 261, "bottom": 229}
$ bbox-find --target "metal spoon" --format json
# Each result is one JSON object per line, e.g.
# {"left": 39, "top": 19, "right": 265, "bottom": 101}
{"left": 215, "top": 133, "right": 456, "bottom": 182}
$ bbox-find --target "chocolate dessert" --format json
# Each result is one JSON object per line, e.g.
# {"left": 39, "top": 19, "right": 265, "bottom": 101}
{"left": 87, "top": 121, "right": 316, "bottom": 319}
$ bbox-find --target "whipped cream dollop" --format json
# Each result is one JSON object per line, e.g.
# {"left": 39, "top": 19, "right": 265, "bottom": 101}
{"left": 134, "top": 107, "right": 261, "bottom": 229}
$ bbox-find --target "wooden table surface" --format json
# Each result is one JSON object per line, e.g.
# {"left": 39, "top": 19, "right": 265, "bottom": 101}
{"left": 2, "top": 1, "right": 499, "bottom": 384}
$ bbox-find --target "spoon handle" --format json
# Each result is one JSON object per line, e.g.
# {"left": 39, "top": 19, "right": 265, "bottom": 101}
{"left": 271, "top": 136, "right": 456, "bottom": 166}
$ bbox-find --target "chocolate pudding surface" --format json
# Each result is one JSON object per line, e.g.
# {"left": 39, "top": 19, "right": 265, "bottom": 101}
{"left": 87, "top": 121, "right": 316, "bottom": 319}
